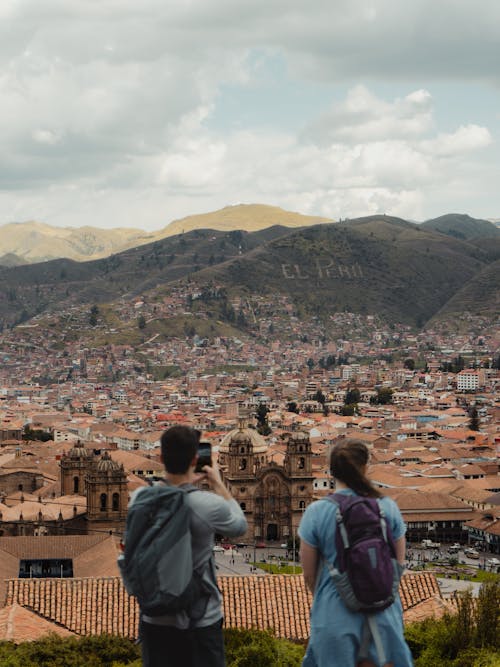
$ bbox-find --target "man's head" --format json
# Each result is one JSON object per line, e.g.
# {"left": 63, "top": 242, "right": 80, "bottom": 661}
{"left": 160, "top": 425, "right": 200, "bottom": 474}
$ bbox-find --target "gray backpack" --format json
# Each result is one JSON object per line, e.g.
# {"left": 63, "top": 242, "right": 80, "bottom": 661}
{"left": 118, "top": 483, "right": 206, "bottom": 617}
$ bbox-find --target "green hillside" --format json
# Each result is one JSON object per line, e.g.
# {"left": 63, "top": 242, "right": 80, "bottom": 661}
{"left": 422, "top": 214, "right": 500, "bottom": 240}
{"left": 197, "top": 216, "right": 490, "bottom": 326}
{"left": 0, "top": 215, "right": 497, "bottom": 330}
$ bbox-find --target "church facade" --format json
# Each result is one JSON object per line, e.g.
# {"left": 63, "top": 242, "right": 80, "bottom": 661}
{"left": 60, "top": 445, "right": 128, "bottom": 533}
{"left": 218, "top": 424, "right": 314, "bottom": 543}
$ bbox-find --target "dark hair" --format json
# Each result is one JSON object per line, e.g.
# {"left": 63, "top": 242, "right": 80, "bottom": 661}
{"left": 160, "top": 426, "right": 200, "bottom": 474}
{"left": 330, "top": 439, "right": 381, "bottom": 498}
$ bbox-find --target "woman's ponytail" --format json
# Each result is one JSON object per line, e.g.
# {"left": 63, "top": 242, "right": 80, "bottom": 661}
{"left": 330, "top": 439, "right": 381, "bottom": 498}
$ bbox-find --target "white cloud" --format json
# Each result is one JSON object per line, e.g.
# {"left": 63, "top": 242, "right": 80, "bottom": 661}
{"left": 0, "top": 1, "right": 498, "bottom": 228}
{"left": 420, "top": 125, "right": 492, "bottom": 157}
{"left": 301, "top": 86, "right": 434, "bottom": 144}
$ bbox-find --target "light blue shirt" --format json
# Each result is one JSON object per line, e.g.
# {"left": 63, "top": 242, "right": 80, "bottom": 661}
{"left": 299, "top": 490, "right": 413, "bottom": 667}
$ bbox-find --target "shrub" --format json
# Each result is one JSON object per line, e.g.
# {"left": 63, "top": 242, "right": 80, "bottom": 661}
{"left": 405, "top": 581, "right": 500, "bottom": 667}
{"left": 224, "top": 628, "right": 305, "bottom": 667}
{"left": 0, "top": 634, "right": 140, "bottom": 667}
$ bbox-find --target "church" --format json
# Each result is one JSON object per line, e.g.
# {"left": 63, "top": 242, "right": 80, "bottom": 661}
{"left": 218, "top": 421, "right": 314, "bottom": 543}
{"left": 59, "top": 444, "right": 128, "bottom": 533}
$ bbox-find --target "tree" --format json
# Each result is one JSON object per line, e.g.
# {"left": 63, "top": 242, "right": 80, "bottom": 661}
{"left": 375, "top": 387, "right": 393, "bottom": 405}
{"left": 89, "top": 304, "right": 99, "bottom": 327}
{"left": 344, "top": 387, "right": 360, "bottom": 405}
{"left": 137, "top": 315, "right": 146, "bottom": 329}
{"left": 255, "top": 403, "right": 271, "bottom": 435}
{"left": 313, "top": 389, "right": 326, "bottom": 405}
{"left": 468, "top": 406, "right": 480, "bottom": 431}
{"left": 404, "top": 358, "right": 415, "bottom": 371}
{"left": 287, "top": 401, "right": 299, "bottom": 414}
{"left": 306, "top": 358, "right": 315, "bottom": 371}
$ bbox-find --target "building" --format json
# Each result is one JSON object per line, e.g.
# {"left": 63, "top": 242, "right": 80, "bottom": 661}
{"left": 218, "top": 421, "right": 314, "bottom": 543}
{"left": 59, "top": 445, "right": 128, "bottom": 533}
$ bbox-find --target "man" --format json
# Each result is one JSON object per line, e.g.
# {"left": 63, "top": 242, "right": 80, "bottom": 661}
{"left": 138, "top": 425, "right": 247, "bottom": 667}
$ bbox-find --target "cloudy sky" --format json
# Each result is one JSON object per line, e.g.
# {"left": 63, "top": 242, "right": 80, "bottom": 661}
{"left": 0, "top": 0, "right": 499, "bottom": 230}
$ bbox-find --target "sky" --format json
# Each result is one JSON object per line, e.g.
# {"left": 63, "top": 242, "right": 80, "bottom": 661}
{"left": 0, "top": 0, "right": 499, "bottom": 230}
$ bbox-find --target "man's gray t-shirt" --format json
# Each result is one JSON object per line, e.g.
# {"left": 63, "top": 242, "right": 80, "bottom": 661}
{"left": 133, "top": 484, "right": 247, "bottom": 629}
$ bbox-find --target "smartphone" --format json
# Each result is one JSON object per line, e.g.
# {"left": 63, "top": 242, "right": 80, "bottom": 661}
{"left": 195, "top": 441, "right": 212, "bottom": 473}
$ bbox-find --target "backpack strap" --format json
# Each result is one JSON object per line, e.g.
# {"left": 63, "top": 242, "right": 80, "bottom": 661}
{"left": 325, "top": 494, "right": 350, "bottom": 549}
{"left": 358, "top": 614, "right": 387, "bottom": 666}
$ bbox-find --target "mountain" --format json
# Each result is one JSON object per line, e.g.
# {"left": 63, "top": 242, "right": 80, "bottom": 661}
{"left": 0, "top": 253, "right": 28, "bottom": 267}
{"left": 196, "top": 215, "right": 491, "bottom": 326}
{"left": 421, "top": 214, "right": 500, "bottom": 240}
{"left": 0, "top": 221, "right": 154, "bottom": 263}
{"left": 428, "top": 259, "right": 500, "bottom": 323}
{"left": 162, "top": 204, "right": 332, "bottom": 236}
{"left": 0, "top": 205, "right": 331, "bottom": 264}
{"left": 0, "top": 226, "right": 294, "bottom": 327}
{"left": 0, "top": 215, "right": 497, "bottom": 331}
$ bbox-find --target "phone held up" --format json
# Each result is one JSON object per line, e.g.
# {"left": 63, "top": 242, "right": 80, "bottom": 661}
{"left": 195, "top": 440, "right": 212, "bottom": 473}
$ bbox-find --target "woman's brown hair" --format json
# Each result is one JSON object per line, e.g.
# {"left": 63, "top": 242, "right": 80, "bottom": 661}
{"left": 330, "top": 439, "right": 382, "bottom": 498}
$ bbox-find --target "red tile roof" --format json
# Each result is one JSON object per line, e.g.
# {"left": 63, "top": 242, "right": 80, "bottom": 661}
{"left": 5, "top": 572, "right": 442, "bottom": 641}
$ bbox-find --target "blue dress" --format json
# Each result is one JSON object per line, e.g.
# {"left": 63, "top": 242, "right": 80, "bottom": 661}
{"left": 298, "top": 490, "right": 414, "bottom": 667}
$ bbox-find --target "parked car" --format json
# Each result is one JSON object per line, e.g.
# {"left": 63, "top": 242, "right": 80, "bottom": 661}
{"left": 255, "top": 541, "right": 266, "bottom": 548}
{"left": 486, "top": 558, "right": 500, "bottom": 569}
{"left": 213, "top": 545, "right": 225, "bottom": 553}
{"left": 421, "top": 539, "right": 441, "bottom": 548}
{"left": 464, "top": 548, "right": 480, "bottom": 559}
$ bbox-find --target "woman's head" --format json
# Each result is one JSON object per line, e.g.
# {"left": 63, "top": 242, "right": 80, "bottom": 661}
{"left": 330, "top": 439, "right": 381, "bottom": 498}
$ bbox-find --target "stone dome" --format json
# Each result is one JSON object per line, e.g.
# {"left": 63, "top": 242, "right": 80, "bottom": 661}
{"left": 68, "top": 444, "right": 93, "bottom": 459}
{"left": 219, "top": 426, "right": 268, "bottom": 454}
{"left": 96, "top": 452, "right": 121, "bottom": 472}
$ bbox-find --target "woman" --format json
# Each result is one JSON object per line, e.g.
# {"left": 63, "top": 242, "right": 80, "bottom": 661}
{"left": 299, "top": 439, "right": 413, "bottom": 667}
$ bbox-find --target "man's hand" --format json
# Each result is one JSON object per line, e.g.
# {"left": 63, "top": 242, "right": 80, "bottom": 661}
{"left": 201, "top": 462, "right": 232, "bottom": 500}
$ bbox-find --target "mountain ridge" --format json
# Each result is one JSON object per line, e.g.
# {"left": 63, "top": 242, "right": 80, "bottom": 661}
{"left": 0, "top": 205, "right": 331, "bottom": 264}
{"left": 0, "top": 215, "right": 497, "bottom": 331}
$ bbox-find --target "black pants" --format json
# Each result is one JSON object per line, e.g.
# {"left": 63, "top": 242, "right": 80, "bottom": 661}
{"left": 140, "top": 618, "right": 225, "bottom": 667}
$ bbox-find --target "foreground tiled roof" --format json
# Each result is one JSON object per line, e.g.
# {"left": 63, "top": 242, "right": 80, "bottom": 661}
{"left": 0, "top": 603, "right": 75, "bottom": 643}
{"left": 5, "top": 572, "right": 442, "bottom": 641}
{"left": 0, "top": 535, "right": 120, "bottom": 607}
{"left": 6, "top": 577, "right": 139, "bottom": 638}
{"left": 219, "top": 576, "right": 312, "bottom": 640}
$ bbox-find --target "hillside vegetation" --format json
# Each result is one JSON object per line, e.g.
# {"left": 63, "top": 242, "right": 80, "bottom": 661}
{"left": 422, "top": 213, "right": 500, "bottom": 240}
{"left": 0, "top": 215, "right": 498, "bottom": 330}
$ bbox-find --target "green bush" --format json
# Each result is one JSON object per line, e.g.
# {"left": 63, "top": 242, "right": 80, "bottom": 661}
{"left": 224, "top": 628, "right": 305, "bottom": 667}
{"left": 0, "top": 634, "right": 140, "bottom": 667}
{"left": 0, "top": 628, "right": 305, "bottom": 667}
{"left": 405, "top": 581, "right": 500, "bottom": 667}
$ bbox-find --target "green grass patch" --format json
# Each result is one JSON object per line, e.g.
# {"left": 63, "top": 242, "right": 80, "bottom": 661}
{"left": 413, "top": 562, "right": 500, "bottom": 583}
{"left": 254, "top": 562, "right": 303, "bottom": 575}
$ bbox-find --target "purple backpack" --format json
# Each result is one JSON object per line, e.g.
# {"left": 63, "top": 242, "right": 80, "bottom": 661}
{"left": 325, "top": 493, "right": 402, "bottom": 613}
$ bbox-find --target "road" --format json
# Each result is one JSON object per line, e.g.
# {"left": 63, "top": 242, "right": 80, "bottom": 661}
{"left": 213, "top": 545, "right": 299, "bottom": 576}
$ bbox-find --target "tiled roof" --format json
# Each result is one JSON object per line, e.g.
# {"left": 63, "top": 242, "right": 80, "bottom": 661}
{"left": 5, "top": 572, "right": 442, "bottom": 641}
{"left": 0, "top": 603, "right": 75, "bottom": 642}
{"left": 0, "top": 535, "right": 110, "bottom": 560}
{"left": 219, "top": 576, "right": 311, "bottom": 640}
{"left": 0, "top": 535, "right": 120, "bottom": 607}
{"left": 6, "top": 577, "right": 138, "bottom": 638}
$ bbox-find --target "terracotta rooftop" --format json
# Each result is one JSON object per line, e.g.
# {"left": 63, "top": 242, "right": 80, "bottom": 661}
{"left": 0, "top": 603, "right": 75, "bottom": 643}
{"left": 4, "top": 572, "right": 442, "bottom": 641}
{"left": 0, "top": 535, "right": 120, "bottom": 610}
